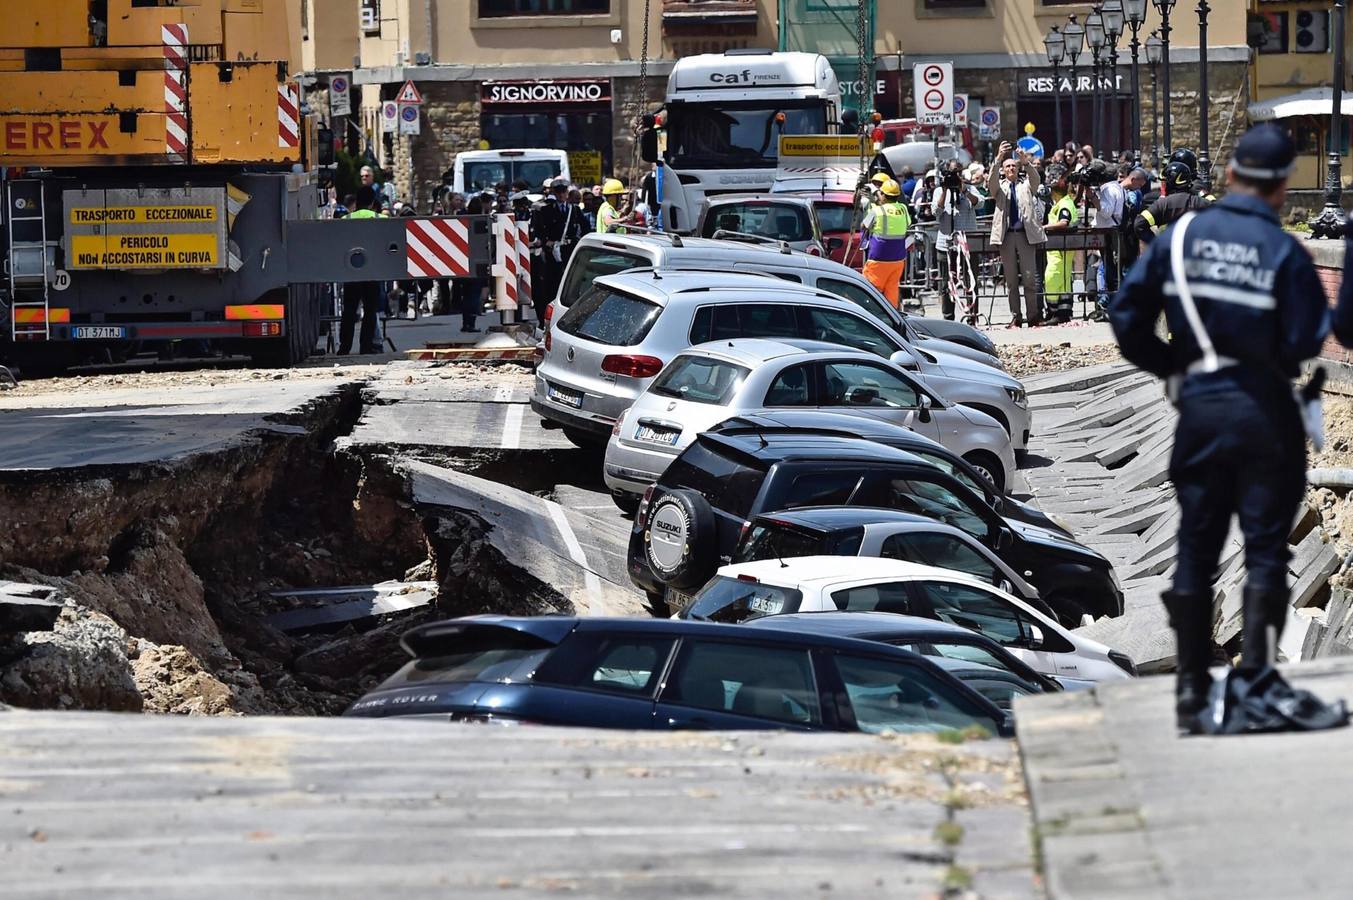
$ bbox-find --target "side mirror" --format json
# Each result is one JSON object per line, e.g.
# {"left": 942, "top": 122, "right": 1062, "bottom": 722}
{"left": 998, "top": 578, "right": 1015, "bottom": 595}
{"left": 995, "top": 527, "right": 1014, "bottom": 552}
{"left": 640, "top": 128, "right": 659, "bottom": 164}
{"left": 826, "top": 236, "right": 845, "bottom": 252}
{"left": 917, "top": 393, "right": 933, "bottom": 422}
{"left": 1025, "top": 624, "right": 1045, "bottom": 650}
{"left": 889, "top": 349, "right": 919, "bottom": 370}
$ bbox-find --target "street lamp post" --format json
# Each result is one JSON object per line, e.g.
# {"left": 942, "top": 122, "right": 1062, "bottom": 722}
{"left": 1044, "top": 27, "right": 1067, "bottom": 150}
{"left": 1146, "top": 31, "right": 1162, "bottom": 166}
{"left": 1125, "top": 0, "right": 1148, "bottom": 163}
{"left": 1087, "top": 8, "right": 1106, "bottom": 154}
{"left": 1103, "top": 0, "right": 1125, "bottom": 156}
{"left": 1310, "top": 0, "right": 1348, "bottom": 239}
{"left": 1196, "top": 1, "right": 1211, "bottom": 183}
{"left": 1153, "top": 0, "right": 1176, "bottom": 154}
{"left": 1064, "top": 16, "right": 1086, "bottom": 150}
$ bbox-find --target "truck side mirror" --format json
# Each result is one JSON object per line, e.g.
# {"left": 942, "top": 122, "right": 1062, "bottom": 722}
{"left": 640, "top": 128, "right": 659, "bottom": 164}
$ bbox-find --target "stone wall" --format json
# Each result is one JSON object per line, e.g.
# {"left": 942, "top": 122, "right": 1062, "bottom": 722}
{"left": 404, "top": 81, "right": 481, "bottom": 211}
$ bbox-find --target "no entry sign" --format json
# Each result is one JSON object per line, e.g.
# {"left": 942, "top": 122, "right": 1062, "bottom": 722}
{"left": 913, "top": 62, "right": 954, "bottom": 126}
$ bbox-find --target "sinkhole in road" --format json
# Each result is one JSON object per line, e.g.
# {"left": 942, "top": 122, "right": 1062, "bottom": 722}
{"left": 0, "top": 384, "right": 594, "bottom": 716}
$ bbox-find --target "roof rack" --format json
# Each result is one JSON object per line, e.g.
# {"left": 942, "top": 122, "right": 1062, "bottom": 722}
{"left": 612, "top": 225, "right": 687, "bottom": 247}
{"left": 710, "top": 229, "right": 793, "bottom": 254}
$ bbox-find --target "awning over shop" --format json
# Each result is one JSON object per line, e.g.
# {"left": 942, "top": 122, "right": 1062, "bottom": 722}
{"left": 1248, "top": 87, "right": 1353, "bottom": 121}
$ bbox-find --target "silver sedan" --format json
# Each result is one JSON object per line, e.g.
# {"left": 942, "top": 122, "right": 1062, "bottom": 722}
{"left": 604, "top": 338, "right": 1015, "bottom": 508}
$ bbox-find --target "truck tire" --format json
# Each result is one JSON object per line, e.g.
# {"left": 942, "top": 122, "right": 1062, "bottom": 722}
{"left": 250, "top": 287, "right": 315, "bottom": 368}
{"left": 642, "top": 488, "right": 717, "bottom": 592}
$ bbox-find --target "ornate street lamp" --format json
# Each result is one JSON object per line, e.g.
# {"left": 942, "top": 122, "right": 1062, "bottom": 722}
{"left": 1064, "top": 15, "right": 1086, "bottom": 150}
{"left": 1310, "top": 0, "right": 1348, "bottom": 238}
{"left": 1044, "top": 26, "right": 1066, "bottom": 150}
{"left": 1087, "top": 8, "right": 1106, "bottom": 154}
{"left": 1103, "top": 1, "right": 1124, "bottom": 155}
{"left": 1196, "top": 1, "right": 1212, "bottom": 184}
{"left": 1125, "top": 0, "right": 1148, "bottom": 163}
{"left": 1152, "top": 0, "right": 1177, "bottom": 154}
{"left": 1146, "top": 31, "right": 1162, "bottom": 166}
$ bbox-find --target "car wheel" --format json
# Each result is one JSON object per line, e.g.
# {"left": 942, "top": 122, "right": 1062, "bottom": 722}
{"left": 611, "top": 491, "right": 640, "bottom": 517}
{"left": 962, "top": 451, "right": 1005, "bottom": 494}
{"left": 642, "top": 488, "right": 717, "bottom": 592}
{"left": 1042, "top": 591, "right": 1090, "bottom": 630}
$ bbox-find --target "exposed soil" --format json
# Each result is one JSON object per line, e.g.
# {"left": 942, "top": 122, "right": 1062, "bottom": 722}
{"left": 998, "top": 342, "right": 1123, "bottom": 379}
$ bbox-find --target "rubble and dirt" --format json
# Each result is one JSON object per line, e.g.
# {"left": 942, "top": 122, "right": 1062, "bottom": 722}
{"left": 998, "top": 341, "right": 1123, "bottom": 379}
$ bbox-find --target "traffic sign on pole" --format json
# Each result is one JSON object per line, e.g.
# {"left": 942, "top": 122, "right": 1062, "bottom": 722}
{"left": 912, "top": 62, "right": 953, "bottom": 126}
{"left": 330, "top": 74, "right": 351, "bottom": 117}
{"left": 953, "top": 93, "right": 969, "bottom": 127}
{"left": 398, "top": 102, "right": 421, "bottom": 135}
{"left": 381, "top": 101, "right": 398, "bottom": 133}
{"left": 395, "top": 80, "right": 423, "bottom": 104}
{"left": 977, "top": 106, "right": 1001, "bottom": 141}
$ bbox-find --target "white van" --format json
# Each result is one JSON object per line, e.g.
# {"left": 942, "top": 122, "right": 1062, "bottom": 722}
{"left": 452, "top": 149, "right": 570, "bottom": 198}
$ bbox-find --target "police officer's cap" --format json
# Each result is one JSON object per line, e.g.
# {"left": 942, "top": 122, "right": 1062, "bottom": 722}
{"left": 1168, "top": 147, "right": 1198, "bottom": 176}
{"left": 1230, "top": 124, "right": 1297, "bottom": 181}
{"left": 550, "top": 177, "right": 571, "bottom": 191}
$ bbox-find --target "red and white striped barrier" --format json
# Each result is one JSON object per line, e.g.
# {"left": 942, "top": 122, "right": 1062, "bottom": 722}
{"left": 161, "top": 25, "right": 189, "bottom": 160}
{"left": 516, "top": 218, "right": 532, "bottom": 312}
{"left": 494, "top": 214, "right": 519, "bottom": 313}
{"left": 405, "top": 218, "right": 471, "bottom": 278}
{"left": 278, "top": 83, "right": 301, "bottom": 149}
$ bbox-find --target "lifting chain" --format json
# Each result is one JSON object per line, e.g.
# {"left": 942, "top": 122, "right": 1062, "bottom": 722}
{"left": 632, "top": 0, "right": 653, "bottom": 184}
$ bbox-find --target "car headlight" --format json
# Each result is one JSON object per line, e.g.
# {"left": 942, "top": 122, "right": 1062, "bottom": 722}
{"left": 1005, "top": 387, "right": 1028, "bottom": 408}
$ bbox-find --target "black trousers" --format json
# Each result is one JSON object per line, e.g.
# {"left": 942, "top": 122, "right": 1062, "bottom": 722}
{"left": 1170, "top": 369, "right": 1306, "bottom": 597}
{"left": 459, "top": 278, "right": 483, "bottom": 331}
{"left": 340, "top": 281, "right": 382, "bottom": 354}
{"left": 534, "top": 254, "right": 563, "bottom": 323}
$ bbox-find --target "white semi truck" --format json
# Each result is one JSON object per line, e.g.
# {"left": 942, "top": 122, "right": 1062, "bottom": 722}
{"left": 640, "top": 49, "right": 841, "bottom": 233}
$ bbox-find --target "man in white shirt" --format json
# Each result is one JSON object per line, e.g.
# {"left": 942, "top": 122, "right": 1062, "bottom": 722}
{"left": 1093, "top": 163, "right": 1147, "bottom": 312}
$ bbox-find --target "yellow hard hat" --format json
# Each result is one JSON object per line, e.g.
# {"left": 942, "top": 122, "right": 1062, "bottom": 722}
{"left": 602, "top": 178, "right": 626, "bottom": 196}
{"left": 871, "top": 172, "right": 890, "bottom": 184}
{"left": 880, "top": 178, "right": 902, "bottom": 197}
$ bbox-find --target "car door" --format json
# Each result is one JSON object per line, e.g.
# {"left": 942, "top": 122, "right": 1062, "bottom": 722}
{"left": 798, "top": 306, "right": 905, "bottom": 362}
{"left": 813, "top": 276, "right": 906, "bottom": 337}
{"left": 904, "top": 580, "right": 1070, "bottom": 682}
{"left": 820, "top": 649, "right": 1006, "bottom": 736}
{"left": 689, "top": 303, "right": 801, "bottom": 345}
{"left": 812, "top": 359, "right": 942, "bottom": 440}
{"left": 525, "top": 631, "right": 677, "bottom": 728}
{"left": 655, "top": 638, "right": 829, "bottom": 731}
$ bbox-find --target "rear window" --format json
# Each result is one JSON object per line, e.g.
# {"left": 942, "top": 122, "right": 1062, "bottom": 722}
{"left": 814, "top": 202, "right": 856, "bottom": 234}
{"left": 734, "top": 521, "right": 864, "bottom": 563}
{"left": 651, "top": 356, "right": 750, "bottom": 406}
{"left": 659, "top": 440, "right": 765, "bottom": 519}
{"left": 685, "top": 576, "right": 804, "bottom": 623}
{"left": 558, "top": 245, "right": 649, "bottom": 307}
{"left": 557, "top": 288, "right": 661, "bottom": 347}
{"left": 533, "top": 633, "right": 676, "bottom": 697}
{"left": 703, "top": 202, "right": 813, "bottom": 242}
{"left": 381, "top": 646, "right": 548, "bottom": 688}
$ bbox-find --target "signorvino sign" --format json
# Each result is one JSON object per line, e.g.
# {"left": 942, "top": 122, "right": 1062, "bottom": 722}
{"left": 481, "top": 80, "right": 612, "bottom": 105}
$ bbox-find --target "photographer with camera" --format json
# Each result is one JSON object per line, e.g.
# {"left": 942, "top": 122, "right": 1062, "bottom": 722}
{"left": 932, "top": 159, "right": 980, "bottom": 322}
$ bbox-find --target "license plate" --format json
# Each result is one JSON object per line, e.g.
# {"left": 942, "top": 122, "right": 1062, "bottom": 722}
{"left": 547, "top": 384, "right": 583, "bottom": 408}
{"left": 667, "top": 589, "right": 694, "bottom": 614}
{"left": 72, "top": 326, "right": 127, "bottom": 339}
{"left": 635, "top": 424, "right": 680, "bottom": 446}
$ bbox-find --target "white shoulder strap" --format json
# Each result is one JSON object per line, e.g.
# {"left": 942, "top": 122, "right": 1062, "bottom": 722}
{"left": 1169, "top": 212, "right": 1220, "bottom": 373}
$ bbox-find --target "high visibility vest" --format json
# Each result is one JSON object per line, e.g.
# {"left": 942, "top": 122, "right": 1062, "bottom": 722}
{"left": 598, "top": 200, "right": 620, "bottom": 233}
{"left": 349, "top": 209, "right": 378, "bottom": 219}
{"left": 873, "top": 201, "right": 910, "bottom": 239}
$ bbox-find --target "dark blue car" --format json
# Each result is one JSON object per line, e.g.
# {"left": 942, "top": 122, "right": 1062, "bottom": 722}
{"left": 344, "top": 615, "right": 1012, "bottom": 737}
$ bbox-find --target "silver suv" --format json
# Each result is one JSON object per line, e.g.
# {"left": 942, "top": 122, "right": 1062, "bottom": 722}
{"left": 549, "top": 232, "right": 998, "bottom": 360}
{"left": 532, "top": 269, "right": 1031, "bottom": 449}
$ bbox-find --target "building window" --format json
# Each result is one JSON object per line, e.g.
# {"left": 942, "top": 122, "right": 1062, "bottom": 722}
{"left": 478, "top": 0, "right": 610, "bottom": 16}
{"left": 926, "top": 0, "right": 986, "bottom": 8}
{"left": 1259, "top": 12, "right": 1289, "bottom": 54}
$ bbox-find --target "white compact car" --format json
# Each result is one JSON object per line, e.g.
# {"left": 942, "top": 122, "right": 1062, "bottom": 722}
{"left": 684, "top": 556, "right": 1135, "bottom": 688}
{"left": 604, "top": 338, "right": 1015, "bottom": 504}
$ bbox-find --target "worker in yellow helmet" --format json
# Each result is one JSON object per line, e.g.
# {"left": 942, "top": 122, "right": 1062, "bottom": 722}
{"left": 861, "top": 178, "right": 912, "bottom": 309}
{"left": 597, "top": 178, "right": 633, "bottom": 234}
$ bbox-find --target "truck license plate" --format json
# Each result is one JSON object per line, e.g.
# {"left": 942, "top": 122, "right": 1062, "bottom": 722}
{"left": 72, "top": 326, "right": 127, "bottom": 339}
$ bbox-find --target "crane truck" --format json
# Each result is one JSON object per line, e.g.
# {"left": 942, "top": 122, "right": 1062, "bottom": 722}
{"left": 0, "top": 0, "right": 493, "bottom": 372}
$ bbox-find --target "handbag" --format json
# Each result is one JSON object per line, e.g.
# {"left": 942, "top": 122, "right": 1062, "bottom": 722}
{"left": 1167, "top": 212, "right": 1326, "bottom": 448}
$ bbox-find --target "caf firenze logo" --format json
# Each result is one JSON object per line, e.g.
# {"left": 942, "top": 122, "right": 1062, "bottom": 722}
{"left": 483, "top": 81, "right": 610, "bottom": 104}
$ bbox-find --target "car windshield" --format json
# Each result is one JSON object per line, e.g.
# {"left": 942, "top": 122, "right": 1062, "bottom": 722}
{"left": 685, "top": 576, "right": 804, "bottom": 623}
{"left": 462, "top": 159, "right": 562, "bottom": 193}
{"left": 381, "top": 646, "right": 549, "bottom": 687}
{"left": 557, "top": 246, "right": 650, "bottom": 308}
{"left": 556, "top": 287, "right": 661, "bottom": 346}
{"left": 814, "top": 202, "right": 856, "bottom": 234}
{"left": 734, "top": 521, "right": 864, "bottom": 563}
{"left": 650, "top": 356, "right": 749, "bottom": 405}
{"left": 667, "top": 102, "right": 829, "bottom": 168}
{"left": 703, "top": 202, "right": 813, "bottom": 243}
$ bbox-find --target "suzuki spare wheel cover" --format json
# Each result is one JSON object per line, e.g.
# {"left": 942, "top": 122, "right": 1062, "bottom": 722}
{"left": 646, "top": 497, "right": 690, "bottom": 576}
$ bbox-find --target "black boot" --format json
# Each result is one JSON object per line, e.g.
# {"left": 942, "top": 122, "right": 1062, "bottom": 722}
{"left": 1162, "top": 590, "right": 1212, "bottom": 733}
{"left": 1239, "top": 585, "right": 1288, "bottom": 675}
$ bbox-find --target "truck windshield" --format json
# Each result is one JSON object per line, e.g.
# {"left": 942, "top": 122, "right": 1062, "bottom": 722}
{"left": 667, "top": 102, "right": 828, "bottom": 169}
{"left": 463, "top": 159, "right": 562, "bottom": 193}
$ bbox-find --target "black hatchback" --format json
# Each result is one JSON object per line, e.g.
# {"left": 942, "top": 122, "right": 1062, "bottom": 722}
{"left": 626, "top": 430, "right": 1123, "bottom": 625}
{"left": 344, "top": 615, "right": 1011, "bottom": 737}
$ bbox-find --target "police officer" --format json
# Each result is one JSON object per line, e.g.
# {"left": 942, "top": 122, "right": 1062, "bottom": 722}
{"left": 1110, "top": 124, "right": 1329, "bottom": 733}
{"left": 1134, "top": 160, "right": 1210, "bottom": 246}
{"left": 529, "top": 178, "right": 586, "bottom": 323}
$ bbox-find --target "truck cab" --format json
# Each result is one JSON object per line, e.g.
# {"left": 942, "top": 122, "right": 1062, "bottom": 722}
{"left": 644, "top": 50, "right": 840, "bottom": 233}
